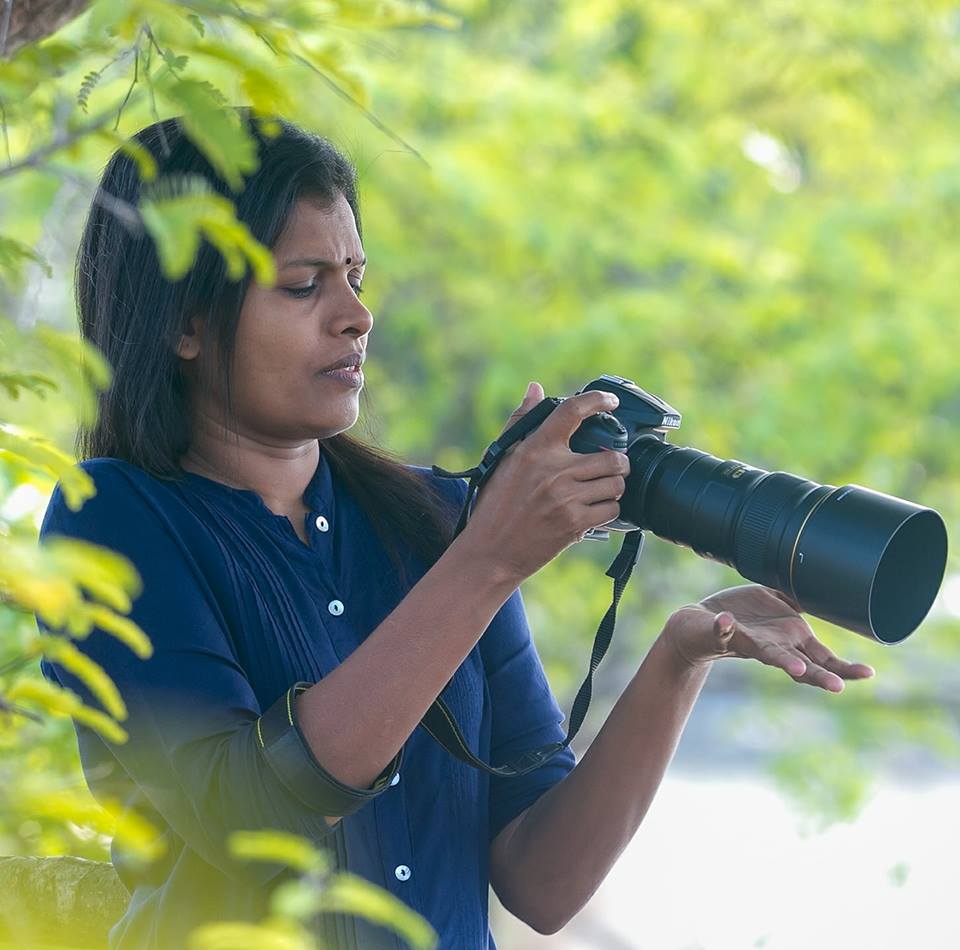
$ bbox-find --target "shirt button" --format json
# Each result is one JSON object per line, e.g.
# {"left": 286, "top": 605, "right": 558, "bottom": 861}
{"left": 389, "top": 772, "right": 400, "bottom": 787}
{"left": 315, "top": 515, "right": 329, "bottom": 532}
{"left": 327, "top": 600, "right": 344, "bottom": 616}
{"left": 394, "top": 865, "right": 411, "bottom": 882}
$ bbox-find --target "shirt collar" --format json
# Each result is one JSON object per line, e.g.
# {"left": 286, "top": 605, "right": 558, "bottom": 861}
{"left": 179, "top": 447, "right": 333, "bottom": 519}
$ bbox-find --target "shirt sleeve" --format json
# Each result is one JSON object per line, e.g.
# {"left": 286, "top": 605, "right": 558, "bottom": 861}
{"left": 419, "top": 464, "right": 577, "bottom": 841}
{"left": 35, "top": 460, "right": 393, "bottom": 888}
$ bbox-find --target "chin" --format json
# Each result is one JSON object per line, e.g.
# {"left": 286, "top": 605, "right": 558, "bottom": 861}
{"left": 313, "top": 413, "right": 359, "bottom": 439}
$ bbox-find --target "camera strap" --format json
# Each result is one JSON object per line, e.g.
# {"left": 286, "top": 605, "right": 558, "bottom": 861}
{"left": 428, "top": 399, "right": 645, "bottom": 777}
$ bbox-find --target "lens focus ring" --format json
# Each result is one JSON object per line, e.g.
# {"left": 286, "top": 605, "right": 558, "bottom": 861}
{"left": 734, "top": 476, "right": 787, "bottom": 581}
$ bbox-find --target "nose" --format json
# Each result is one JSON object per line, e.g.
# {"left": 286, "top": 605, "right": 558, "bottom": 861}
{"left": 337, "top": 287, "right": 374, "bottom": 341}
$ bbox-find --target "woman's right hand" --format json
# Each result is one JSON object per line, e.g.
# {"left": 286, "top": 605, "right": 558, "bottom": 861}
{"left": 460, "top": 381, "right": 630, "bottom": 584}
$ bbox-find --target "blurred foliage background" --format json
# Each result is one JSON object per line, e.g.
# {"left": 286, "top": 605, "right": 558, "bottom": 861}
{"left": 1, "top": 0, "right": 958, "bottom": 944}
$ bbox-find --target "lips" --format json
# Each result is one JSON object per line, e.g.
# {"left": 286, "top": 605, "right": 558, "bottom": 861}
{"left": 319, "top": 352, "right": 363, "bottom": 373}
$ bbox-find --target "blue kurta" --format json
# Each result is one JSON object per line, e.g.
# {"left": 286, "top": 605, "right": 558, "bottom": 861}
{"left": 35, "top": 452, "right": 576, "bottom": 948}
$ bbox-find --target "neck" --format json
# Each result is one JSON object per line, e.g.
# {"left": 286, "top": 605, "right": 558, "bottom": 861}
{"left": 179, "top": 438, "right": 321, "bottom": 514}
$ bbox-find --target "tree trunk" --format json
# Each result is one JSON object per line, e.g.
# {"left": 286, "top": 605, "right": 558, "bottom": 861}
{"left": 1, "top": 0, "right": 92, "bottom": 59}
{"left": 0, "top": 855, "right": 129, "bottom": 947}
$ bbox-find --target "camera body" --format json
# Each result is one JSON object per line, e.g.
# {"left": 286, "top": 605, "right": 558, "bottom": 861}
{"left": 567, "top": 373, "right": 682, "bottom": 539}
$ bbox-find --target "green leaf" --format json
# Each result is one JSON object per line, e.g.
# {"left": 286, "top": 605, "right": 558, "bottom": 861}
{"left": 269, "top": 879, "right": 323, "bottom": 919}
{"left": 84, "top": 0, "right": 140, "bottom": 42}
{"left": 92, "top": 128, "right": 159, "bottom": 181}
{"left": 0, "top": 372, "right": 58, "bottom": 401}
{"left": 139, "top": 174, "right": 275, "bottom": 283}
{"left": 34, "top": 634, "right": 128, "bottom": 720}
{"left": 0, "top": 235, "right": 53, "bottom": 286}
{"left": 5, "top": 679, "right": 128, "bottom": 744}
{"left": 76, "top": 68, "right": 104, "bottom": 113}
{"left": 0, "top": 424, "right": 76, "bottom": 478}
{"left": 227, "top": 830, "right": 327, "bottom": 874}
{"left": 20, "top": 787, "right": 165, "bottom": 861}
{"left": 162, "top": 49, "right": 190, "bottom": 73}
{"left": 319, "top": 873, "right": 438, "bottom": 950}
{"left": 187, "top": 918, "right": 311, "bottom": 950}
{"left": 186, "top": 13, "right": 207, "bottom": 37}
{"left": 157, "top": 79, "right": 260, "bottom": 192}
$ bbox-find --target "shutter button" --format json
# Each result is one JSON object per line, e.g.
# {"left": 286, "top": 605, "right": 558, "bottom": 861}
{"left": 315, "top": 515, "right": 329, "bottom": 532}
{"left": 327, "top": 600, "right": 344, "bottom": 616}
{"left": 394, "top": 865, "right": 411, "bottom": 882}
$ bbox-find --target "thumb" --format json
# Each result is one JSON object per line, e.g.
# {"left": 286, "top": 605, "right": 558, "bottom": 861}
{"left": 522, "top": 380, "right": 544, "bottom": 404}
{"left": 498, "top": 381, "right": 544, "bottom": 440}
{"left": 508, "top": 381, "right": 543, "bottom": 420}
{"left": 714, "top": 612, "right": 737, "bottom": 649}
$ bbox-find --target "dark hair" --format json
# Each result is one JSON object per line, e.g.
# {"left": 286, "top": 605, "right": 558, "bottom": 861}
{"left": 75, "top": 108, "right": 461, "bottom": 588}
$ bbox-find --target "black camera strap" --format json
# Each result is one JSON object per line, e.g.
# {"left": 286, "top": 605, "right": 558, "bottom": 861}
{"left": 428, "top": 398, "right": 645, "bottom": 777}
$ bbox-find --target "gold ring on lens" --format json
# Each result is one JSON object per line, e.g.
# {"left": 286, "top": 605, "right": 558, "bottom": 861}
{"left": 788, "top": 488, "right": 838, "bottom": 601}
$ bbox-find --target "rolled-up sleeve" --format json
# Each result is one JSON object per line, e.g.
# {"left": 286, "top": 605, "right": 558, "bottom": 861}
{"left": 35, "top": 463, "right": 394, "bottom": 887}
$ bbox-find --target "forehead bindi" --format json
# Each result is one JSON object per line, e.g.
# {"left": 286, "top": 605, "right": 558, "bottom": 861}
{"left": 277, "top": 197, "right": 364, "bottom": 271}
{"left": 280, "top": 254, "right": 367, "bottom": 271}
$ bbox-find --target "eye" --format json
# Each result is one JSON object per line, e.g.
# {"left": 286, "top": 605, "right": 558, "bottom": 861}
{"left": 284, "top": 283, "right": 316, "bottom": 299}
{"left": 283, "top": 281, "right": 364, "bottom": 299}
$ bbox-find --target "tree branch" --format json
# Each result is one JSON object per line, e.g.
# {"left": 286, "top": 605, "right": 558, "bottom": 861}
{"left": 0, "top": 92, "right": 145, "bottom": 180}
{"left": 1, "top": 0, "right": 92, "bottom": 59}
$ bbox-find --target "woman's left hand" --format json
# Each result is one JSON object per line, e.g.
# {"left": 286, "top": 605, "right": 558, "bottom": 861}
{"left": 663, "top": 583, "right": 876, "bottom": 692}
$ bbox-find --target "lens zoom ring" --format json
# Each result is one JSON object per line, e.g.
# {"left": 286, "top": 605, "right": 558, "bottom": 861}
{"left": 734, "top": 480, "right": 784, "bottom": 579}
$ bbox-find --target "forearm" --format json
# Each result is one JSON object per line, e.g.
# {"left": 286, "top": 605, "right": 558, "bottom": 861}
{"left": 297, "top": 530, "right": 519, "bottom": 789}
{"left": 492, "top": 628, "right": 711, "bottom": 933}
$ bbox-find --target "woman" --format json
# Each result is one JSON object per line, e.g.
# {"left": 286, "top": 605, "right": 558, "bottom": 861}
{"left": 36, "top": 110, "right": 876, "bottom": 948}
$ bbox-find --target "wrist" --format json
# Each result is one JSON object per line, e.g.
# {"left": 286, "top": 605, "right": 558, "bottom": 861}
{"left": 658, "top": 620, "right": 717, "bottom": 676}
{"left": 444, "top": 528, "right": 525, "bottom": 599}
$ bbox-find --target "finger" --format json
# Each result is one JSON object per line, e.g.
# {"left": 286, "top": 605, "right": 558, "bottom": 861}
{"left": 757, "top": 642, "right": 808, "bottom": 679}
{"left": 499, "top": 381, "right": 545, "bottom": 435}
{"left": 745, "top": 631, "right": 846, "bottom": 692}
{"left": 725, "top": 617, "right": 807, "bottom": 677}
{"left": 525, "top": 380, "right": 545, "bottom": 404}
{"left": 578, "top": 473, "right": 625, "bottom": 505}
{"left": 532, "top": 390, "right": 620, "bottom": 449}
{"left": 800, "top": 637, "right": 876, "bottom": 680}
{"left": 569, "top": 447, "right": 631, "bottom": 481}
{"left": 577, "top": 499, "right": 621, "bottom": 531}
{"left": 783, "top": 650, "right": 847, "bottom": 692}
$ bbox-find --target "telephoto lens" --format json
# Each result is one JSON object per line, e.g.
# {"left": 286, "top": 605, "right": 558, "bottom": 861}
{"left": 620, "top": 438, "right": 947, "bottom": 644}
{"left": 574, "top": 375, "right": 948, "bottom": 645}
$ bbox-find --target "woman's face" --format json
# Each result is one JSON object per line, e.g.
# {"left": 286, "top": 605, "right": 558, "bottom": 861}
{"left": 180, "top": 192, "right": 372, "bottom": 443}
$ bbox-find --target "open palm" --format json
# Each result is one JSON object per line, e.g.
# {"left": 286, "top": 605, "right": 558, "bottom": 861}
{"left": 665, "top": 584, "right": 876, "bottom": 693}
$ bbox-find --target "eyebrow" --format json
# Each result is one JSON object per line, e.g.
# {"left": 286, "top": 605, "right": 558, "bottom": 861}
{"left": 280, "top": 256, "right": 367, "bottom": 270}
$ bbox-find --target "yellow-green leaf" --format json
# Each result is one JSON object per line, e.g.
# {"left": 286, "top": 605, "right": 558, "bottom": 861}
{"left": 227, "top": 830, "right": 327, "bottom": 874}
{"left": 34, "top": 634, "right": 127, "bottom": 720}
{"left": 319, "top": 873, "right": 437, "bottom": 950}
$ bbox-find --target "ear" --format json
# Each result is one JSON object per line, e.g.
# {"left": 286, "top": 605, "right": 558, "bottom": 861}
{"left": 176, "top": 316, "right": 203, "bottom": 361}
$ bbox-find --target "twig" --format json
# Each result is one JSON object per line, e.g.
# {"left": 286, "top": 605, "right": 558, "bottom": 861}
{"left": 112, "top": 34, "right": 141, "bottom": 131}
{"left": 43, "top": 162, "right": 144, "bottom": 234}
{"left": 0, "top": 97, "right": 10, "bottom": 165}
{"left": 142, "top": 25, "right": 169, "bottom": 157}
{"left": 143, "top": 22, "right": 165, "bottom": 61}
{"left": 288, "top": 50, "right": 429, "bottom": 168}
{"left": 0, "top": 697, "right": 45, "bottom": 725}
{"left": 0, "top": 652, "right": 34, "bottom": 678}
{"left": 224, "top": 0, "right": 429, "bottom": 168}
{"left": 0, "top": 93, "right": 146, "bottom": 180}
{"left": 0, "top": 0, "right": 14, "bottom": 59}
